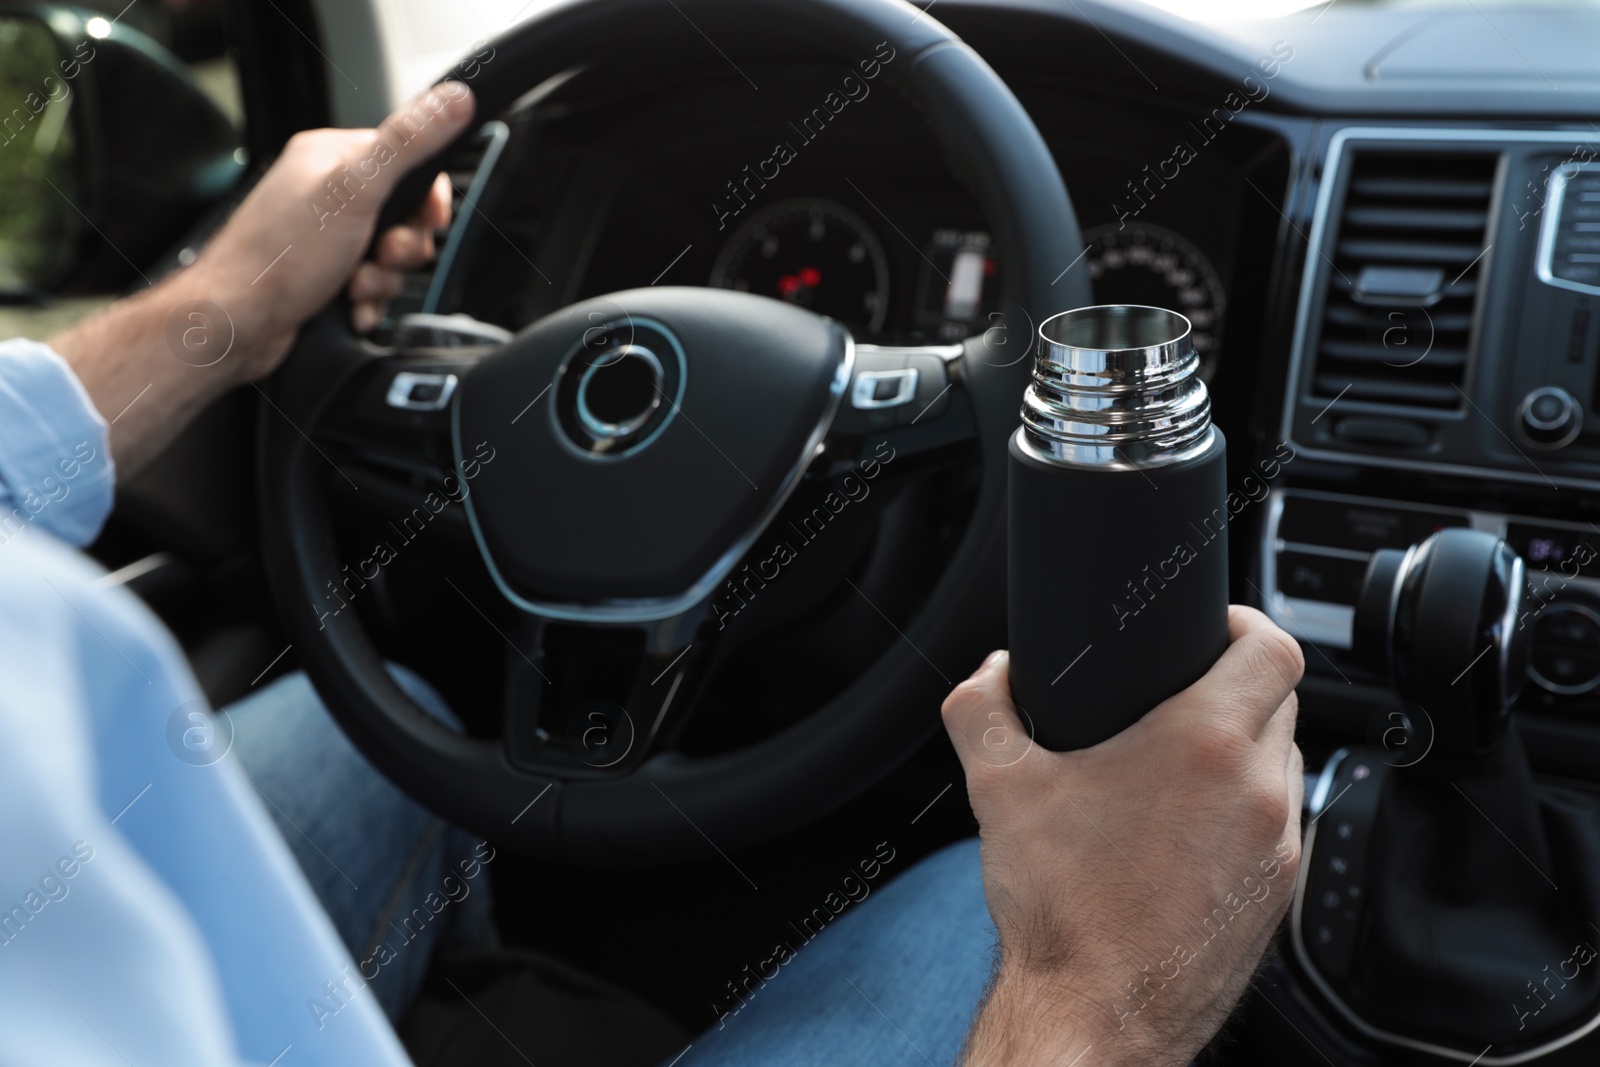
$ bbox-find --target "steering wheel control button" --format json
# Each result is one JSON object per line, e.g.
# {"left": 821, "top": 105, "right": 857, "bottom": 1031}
{"left": 832, "top": 345, "right": 906, "bottom": 434}
{"left": 1516, "top": 385, "right": 1582, "bottom": 449}
{"left": 852, "top": 368, "right": 918, "bottom": 409}
{"left": 1528, "top": 602, "right": 1600, "bottom": 695}
{"left": 386, "top": 371, "right": 458, "bottom": 411}
{"left": 831, "top": 344, "right": 955, "bottom": 435}
{"left": 552, "top": 320, "right": 686, "bottom": 461}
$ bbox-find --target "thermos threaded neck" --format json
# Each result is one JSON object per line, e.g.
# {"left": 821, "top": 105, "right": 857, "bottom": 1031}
{"left": 1017, "top": 304, "right": 1214, "bottom": 469}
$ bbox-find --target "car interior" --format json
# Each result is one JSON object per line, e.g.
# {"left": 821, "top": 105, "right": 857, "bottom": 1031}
{"left": 8, "top": 0, "right": 1600, "bottom": 1062}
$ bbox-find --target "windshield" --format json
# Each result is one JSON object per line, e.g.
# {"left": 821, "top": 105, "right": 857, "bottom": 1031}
{"left": 1137, "top": 0, "right": 1600, "bottom": 19}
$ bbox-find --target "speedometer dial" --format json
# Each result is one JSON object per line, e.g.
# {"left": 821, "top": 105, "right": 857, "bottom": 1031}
{"left": 1084, "top": 222, "right": 1226, "bottom": 379}
{"left": 710, "top": 198, "right": 890, "bottom": 335}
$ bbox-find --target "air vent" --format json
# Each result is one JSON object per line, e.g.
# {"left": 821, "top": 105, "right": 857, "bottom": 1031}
{"left": 1309, "top": 150, "right": 1498, "bottom": 411}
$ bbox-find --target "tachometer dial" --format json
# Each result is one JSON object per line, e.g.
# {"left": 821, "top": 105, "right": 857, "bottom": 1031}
{"left": 1083, "top": 222, "right": 1226, "bottom": 379}
{"left": 710, "top": 198, "right": 890, "bottom": 334}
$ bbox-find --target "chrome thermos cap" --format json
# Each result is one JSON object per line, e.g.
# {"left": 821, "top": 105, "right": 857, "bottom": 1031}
{"left": 1016, "top": 304, "right": 1215, "bottom": 469}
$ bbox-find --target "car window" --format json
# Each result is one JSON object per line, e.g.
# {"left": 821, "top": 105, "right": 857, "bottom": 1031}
{"left": 0, "top": 0, "right": 244, "bottom": 343}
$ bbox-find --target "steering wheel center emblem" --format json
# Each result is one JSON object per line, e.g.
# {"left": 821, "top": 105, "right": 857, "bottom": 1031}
{"left": 576, "top": 344, "right": 664, "bottom": 440}
{"left": 552, "top": 318, "right": 686, "bottom": 459}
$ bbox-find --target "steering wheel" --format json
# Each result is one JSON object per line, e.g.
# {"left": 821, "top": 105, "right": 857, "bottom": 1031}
{"left": 259, "top": 0, "right": 1089, "bottom": 863}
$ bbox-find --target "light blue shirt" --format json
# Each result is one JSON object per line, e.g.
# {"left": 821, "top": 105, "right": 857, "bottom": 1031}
{"left": 0, "top": 339, "right": 411, "bottom": 1066}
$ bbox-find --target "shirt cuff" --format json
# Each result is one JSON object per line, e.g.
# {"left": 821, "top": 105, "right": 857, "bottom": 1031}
{"left": 0, "top": 338, "right": 116, "bottom": 548}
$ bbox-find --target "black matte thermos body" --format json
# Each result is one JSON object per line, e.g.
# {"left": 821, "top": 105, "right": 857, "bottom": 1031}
{"left": 1008, "top": 305, "right": 1230, "bottom": 751}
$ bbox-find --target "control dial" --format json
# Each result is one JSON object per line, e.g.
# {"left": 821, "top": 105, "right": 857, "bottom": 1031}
{"left": 1517, "top": 386, "right": 1582, "bottom": 449}
{"left": 1528, "top": 602, "right": 1600, "bottom": 695}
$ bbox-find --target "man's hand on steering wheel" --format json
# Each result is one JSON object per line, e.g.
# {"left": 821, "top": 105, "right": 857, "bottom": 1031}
{"left": 202, "top": 84, "right": 477, "bottom": 371}
{"left": 944, "top": 606, "right": 1305, "bottom": 1067}
{"left": 50, "top": 84, "right": 476, "bottom": 474}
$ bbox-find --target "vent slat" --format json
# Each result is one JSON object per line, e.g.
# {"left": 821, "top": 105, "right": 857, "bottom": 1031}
{"left": 1329, "top": 275, "right": 1478, "bottom": 301}
{"left": 1309, "top": 149, "right": 1497, "bottom": 413}
{"left": 1320, "top": 340, "right": 1468, "bottom": 368}
{"left": 1342, "top": 206, "right": 1489, "bottom": 231}
{"left": 1336, "top": 238, "right": 1485, "bottom": 265}
{"left": 1315, "top": 374, "right": 1461, "bottom": 406}
{"left": 1323, "top": 304, "right": 1474, "bottom": 334}
{"left": 1349, "top": 175, "right": 1494, "bottom": 200}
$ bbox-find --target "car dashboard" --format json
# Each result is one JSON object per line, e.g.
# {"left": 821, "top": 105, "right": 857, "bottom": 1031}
{"left": 412, "top": 60, "right": 1262, "bottom": 355}
{"left": 385, "top": 0, "right": 1600, "bottom": 781}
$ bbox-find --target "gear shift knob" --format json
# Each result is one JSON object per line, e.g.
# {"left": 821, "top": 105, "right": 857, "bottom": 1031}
{"left": 1303, "top": 528, "right": 1600, "bottom": 1059}
{"left": 1351, "top": 528, "right": 1529, "bottom": 759}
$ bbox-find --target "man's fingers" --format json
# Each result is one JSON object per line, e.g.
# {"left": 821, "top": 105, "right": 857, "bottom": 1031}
{"left": 347, "top": 264, "right": 402, "bottom": 332}
{"left": 351, "top": 300, "right": 385, "bottom": 334}
{"left": 1158, "top": 606, "right": 1304, "bottom": 740}
{"left": 1260, "top": 690, "right": 1299, "bottom": 762}
{"left": 418, "top": 172, "right": 453, "bottom": 231}
{"left": 1228, "top": 603, "right": 1259, "bottom": 642}
{"left": 941, "top": 651, "right": 1038, "bottom": 773}
{"left": 375, "top": 225, "right": 434, "bottom": 270}
{"left": 348, "top": 262, "right": 405, "bottom": 303}
{"left": 1260, "top": 691, "right": 1303, "bottom": 819}
{"left": 370, "top": 172, "right": 450, "bottom": 270}
{"left": 367, "top": 84, "right": 476, "bottom": 198}
{"left": 1285, "top": 740, "right": 1305, "bottom": 829}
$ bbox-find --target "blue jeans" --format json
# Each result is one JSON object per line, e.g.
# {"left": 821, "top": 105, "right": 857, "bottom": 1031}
{"left": 228, "top": 671, "right": 997, "bottom": 1065}
{"left": 225, "top": 668, "right": 497, "bottom": 1023}
{"left": 672, "top": 837, "right": 996, "bottom": 1067}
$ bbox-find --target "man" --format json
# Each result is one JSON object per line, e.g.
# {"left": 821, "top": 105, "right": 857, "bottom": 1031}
{"left": 0, "top": 81, "right": 1304, "bottom": 1065}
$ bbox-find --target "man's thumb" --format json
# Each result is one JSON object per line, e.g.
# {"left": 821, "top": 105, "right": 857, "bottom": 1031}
{"left": 941, "top": 652, "right": 1038, "bottom": 772}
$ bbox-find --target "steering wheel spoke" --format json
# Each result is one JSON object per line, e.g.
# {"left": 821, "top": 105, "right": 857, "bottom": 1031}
{"left": 501, "top": 613, "right": 717, "bottom": 776}
{"left": 300, "top": 311, "right": 508, "bottom": 484}
{"left": 314, "top": 355, "right": 473, "bottom": 482}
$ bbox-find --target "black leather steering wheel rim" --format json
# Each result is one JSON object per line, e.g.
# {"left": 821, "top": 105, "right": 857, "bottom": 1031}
{"left": 259, "top": 0, "right": 1090, "bottom": 864}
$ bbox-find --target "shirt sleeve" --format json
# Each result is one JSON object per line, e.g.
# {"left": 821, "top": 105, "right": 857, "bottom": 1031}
{"left": 0, "top": 338, "right": 116, "bottom": 549}
{"left": 0, "top": 521, "right": 412, "bottom": 1067}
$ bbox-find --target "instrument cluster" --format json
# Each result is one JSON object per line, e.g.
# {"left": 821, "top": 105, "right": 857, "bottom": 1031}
{"left": 706, "top": 196, "right": 1228, "bottom": 371}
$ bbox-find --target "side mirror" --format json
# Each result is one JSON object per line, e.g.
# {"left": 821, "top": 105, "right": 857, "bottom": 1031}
{"left": 0, "top": 5, "right": 243, "bottom": 297}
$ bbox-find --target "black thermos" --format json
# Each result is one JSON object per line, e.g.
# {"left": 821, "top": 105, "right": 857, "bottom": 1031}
{"left": 1008, "top": 305, "right": 1230, "bottom": 751}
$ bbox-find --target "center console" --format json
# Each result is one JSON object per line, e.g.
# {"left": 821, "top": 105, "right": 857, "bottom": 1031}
{"left": 1264, "top": 125, "right": 1600, "bottom": 721}
{"left": 1253, "top": 123, "right": 1600, "bottom": 1065}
